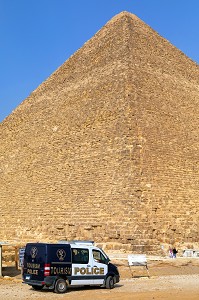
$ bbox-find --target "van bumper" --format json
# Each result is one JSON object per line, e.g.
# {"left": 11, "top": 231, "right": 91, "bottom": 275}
{"left": 23, "top": 276, "right": 56, "bottom": 288}
{"left": 23, "top": 279, "right": 43, "bottom": 286}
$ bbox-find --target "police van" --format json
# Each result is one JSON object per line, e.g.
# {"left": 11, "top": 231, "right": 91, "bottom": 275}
{"left": 22, "top": 240, "right": 120, "bottom": 293}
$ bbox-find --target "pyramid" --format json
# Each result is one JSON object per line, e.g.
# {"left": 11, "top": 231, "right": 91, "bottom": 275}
{"left": 0, "top": 12, "right": 199, "bottom": 253}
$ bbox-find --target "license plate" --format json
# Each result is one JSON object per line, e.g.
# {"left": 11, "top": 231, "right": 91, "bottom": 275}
{"left": 26, "top": 275, "right": 31, "bottom": 280}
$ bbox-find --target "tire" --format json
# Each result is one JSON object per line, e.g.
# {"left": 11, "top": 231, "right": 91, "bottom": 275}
{"left": 54, "top": 278, "right": 68, "bottom": 294}
{"left": 105, "top": 276, "right": 114, "bottom": 289}
{"left": 31, "top": 285, "right": 44, "bottom": 291}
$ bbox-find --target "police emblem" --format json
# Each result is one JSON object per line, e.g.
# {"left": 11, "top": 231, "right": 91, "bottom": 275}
{"left": 56, "top": 249, "right": 66, "bottom": 261}
{"left": 30, "top": 247, "right": 38, "bottom": 259}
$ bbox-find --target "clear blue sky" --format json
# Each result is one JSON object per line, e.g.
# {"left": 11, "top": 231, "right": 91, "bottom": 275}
{"left": 0, "top": 0, "right": 199, "bottom": 122}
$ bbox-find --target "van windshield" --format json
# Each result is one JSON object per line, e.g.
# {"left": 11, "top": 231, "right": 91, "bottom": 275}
{"left": 101, "top": 249, "right": 110, "bottom": 263}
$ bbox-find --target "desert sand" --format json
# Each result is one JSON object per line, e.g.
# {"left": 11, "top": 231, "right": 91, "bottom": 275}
{"left": 1, "top": 255, "right": 199, "bottom": 299}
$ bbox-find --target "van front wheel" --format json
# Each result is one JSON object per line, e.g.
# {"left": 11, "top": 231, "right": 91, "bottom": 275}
{"left": 54, "top": 278, "right": 68, "bottom": 293}
{"left": 105, "top": 276, "right": 114, "bottom": 289}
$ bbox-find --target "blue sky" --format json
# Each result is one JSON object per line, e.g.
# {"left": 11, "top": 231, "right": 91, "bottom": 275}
{"left": 0, "top": 0, "right": 199, "bottom": 122}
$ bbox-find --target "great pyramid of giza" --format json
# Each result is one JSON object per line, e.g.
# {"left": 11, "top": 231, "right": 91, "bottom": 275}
{"left": 0, "top": 11, "right": 199, "bottom": 253}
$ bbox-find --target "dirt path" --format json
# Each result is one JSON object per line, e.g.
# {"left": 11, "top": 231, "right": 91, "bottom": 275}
{"left": 1, "top": 275, "right": 199, "bottom": 300}
{"left": 1, "top": 257, "right": 199, "bottom": 299}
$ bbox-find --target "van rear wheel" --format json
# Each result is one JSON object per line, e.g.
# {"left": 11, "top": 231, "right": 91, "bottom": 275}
{"left": 54, "top": 278, "right": 68, "bottom": 293}
{"left": 105, "top": 276, "right": 114, "bottom": 289}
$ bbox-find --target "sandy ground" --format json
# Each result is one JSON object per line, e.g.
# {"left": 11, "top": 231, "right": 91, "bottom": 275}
{"left": 1, "top": 255, "right": 199, "bottom": 299}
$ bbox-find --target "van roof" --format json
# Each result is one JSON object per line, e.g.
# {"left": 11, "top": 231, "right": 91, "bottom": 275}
{"left": 58, "top": 240, "right": 94, "bottom": 246}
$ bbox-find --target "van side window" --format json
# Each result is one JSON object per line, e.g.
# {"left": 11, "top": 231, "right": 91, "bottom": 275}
{"left": 92, "top": 250, "right": 106, "bottom": 263}
{"left": 72, "top": 248, "right": 89, "bottom": 264}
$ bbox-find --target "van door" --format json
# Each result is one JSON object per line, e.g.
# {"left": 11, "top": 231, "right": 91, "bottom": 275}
{"left": 91, "top": 249, "right": 108, "bottom": 285}
{"left": 23, "top": 243, "right": 46, "bottom": 282}
{"left": 48, "top": 244, "right": 72, "bottom": 278}
{"left": 71, "top": 247, "right": 93, "bottom": 285}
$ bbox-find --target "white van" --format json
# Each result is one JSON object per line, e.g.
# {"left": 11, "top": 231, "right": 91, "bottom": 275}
{"left": 22, "top": 240, "right": 120, "bottom": 293}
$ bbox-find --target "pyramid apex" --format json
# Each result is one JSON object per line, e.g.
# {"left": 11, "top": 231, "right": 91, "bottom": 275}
{"left": 116, "top": 10, "right": 138, "bottom": 18}
{"left": 109, "top": 11, "right": 141, "bottom": 23}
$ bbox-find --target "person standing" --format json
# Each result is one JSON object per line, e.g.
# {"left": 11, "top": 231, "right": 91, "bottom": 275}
{"left": 169, "top": 247, "right": 173, "bottom": 258}
{"left": 173, "top": 247, "right": 178, "bottom": 258}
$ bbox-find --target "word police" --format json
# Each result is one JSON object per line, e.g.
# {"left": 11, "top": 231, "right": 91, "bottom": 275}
{"left": 74, "top": 267, "right": 104, "bottom": 275}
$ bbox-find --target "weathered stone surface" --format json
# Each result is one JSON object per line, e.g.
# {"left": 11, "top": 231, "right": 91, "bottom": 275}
{"left": 0, "top": 12, "right": 199, "bottom": 253}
